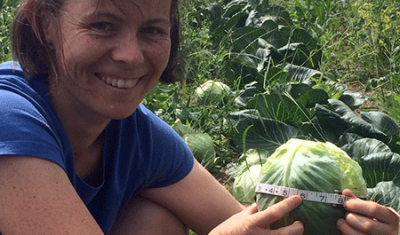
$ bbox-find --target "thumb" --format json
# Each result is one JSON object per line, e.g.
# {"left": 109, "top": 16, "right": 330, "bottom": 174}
{"left": 242, "top": 203, "right": 258, "bottom": 215}
{"left": 271, "top": 221, "right": 304, "bottom": 235}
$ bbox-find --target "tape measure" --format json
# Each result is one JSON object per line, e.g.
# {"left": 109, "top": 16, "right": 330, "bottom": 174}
{"left": 256, "top": 183, "right": 348, "bottom": 205}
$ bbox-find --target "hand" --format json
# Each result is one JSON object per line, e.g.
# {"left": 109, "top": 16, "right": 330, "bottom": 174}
{"left": 209, "top": 195, "right": 304, "bottom": 235}
{"left": 337, "top": 189, "right": 399, "bottom": 235}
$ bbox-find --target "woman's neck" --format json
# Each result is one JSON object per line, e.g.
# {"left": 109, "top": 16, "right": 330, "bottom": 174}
{"left": 48, "top": 82, "right": 110, "bottom": 153}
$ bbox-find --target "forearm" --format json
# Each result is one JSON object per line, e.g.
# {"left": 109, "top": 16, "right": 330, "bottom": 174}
{"left": 139, "top": 160, "right": 245, "bottom": 235}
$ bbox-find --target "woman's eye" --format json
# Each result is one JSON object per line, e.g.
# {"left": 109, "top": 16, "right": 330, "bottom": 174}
{"left": 91, "top": 22, "right": 114, "bottom": 31}
{"left": 141, "top": 27, "right": 163, "bottom": 35}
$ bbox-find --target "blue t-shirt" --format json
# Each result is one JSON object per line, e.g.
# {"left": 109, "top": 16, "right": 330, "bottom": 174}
{"left": 0, "top": 61, "right": 194, "bottom": 234}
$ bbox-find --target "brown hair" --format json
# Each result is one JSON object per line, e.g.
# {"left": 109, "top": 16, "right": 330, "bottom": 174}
{"left": 11, "top": 0, "right": 181, "bottom": 83}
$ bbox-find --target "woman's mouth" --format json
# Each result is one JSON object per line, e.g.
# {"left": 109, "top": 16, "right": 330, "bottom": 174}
{"left": 96, "top": 74, "right": 138, "bottom": 89}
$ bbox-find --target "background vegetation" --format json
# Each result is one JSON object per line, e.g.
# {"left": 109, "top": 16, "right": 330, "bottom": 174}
{"left": 2, "top": 0, "right": 400, "bottom": 173}
{"left": 2, "top": 0, "right": 400, "bottom": 234}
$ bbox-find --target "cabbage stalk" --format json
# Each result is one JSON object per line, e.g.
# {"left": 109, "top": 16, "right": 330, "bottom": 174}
{"left": 256, "top": 138, "right": 367, "bottom": 235}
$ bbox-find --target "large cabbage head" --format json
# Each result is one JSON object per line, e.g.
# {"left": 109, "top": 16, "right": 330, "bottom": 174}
{"left": 256, "top": 138, "right": 367, "bottom": 235}
{"left": 195, "top": 80, "right": 233, "bottom": 104}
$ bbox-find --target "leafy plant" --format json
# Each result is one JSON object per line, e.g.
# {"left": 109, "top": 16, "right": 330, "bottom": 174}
{"left": 195, "top": 80, "right": 234, "bottom": 105}
{"left": 206, "top": 0, "right": 400, "bottom": 225}
{"left": 208, "top": 0, "right": 323, "bottom": 90}
{"left": 256, "top": 139, "right": 367, "bottom": 235}
{"left": 0, "top": 0, "right": 18, "bottom": 62}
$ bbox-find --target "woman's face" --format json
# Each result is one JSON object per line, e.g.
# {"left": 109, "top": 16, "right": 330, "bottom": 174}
{"left": 46, "top": 0, "right": 172, "bottom": 120}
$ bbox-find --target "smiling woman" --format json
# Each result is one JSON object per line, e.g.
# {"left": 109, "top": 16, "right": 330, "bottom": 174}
{"left": 1, "top": 0, "right": 396, "bottom": 234}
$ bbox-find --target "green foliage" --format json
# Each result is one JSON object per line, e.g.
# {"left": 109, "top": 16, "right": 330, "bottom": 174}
{"left": 208, "top": 0, "right": 323, "bottom": 89}
{"left": 0, "top": 0, "right": 18, "bottom": 62}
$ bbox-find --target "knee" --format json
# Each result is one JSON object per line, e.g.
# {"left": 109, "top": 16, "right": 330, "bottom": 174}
{"left": 110, "top": 195, "right": 188, "bottom": 235}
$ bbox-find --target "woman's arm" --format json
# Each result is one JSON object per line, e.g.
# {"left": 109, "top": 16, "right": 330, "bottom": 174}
{"left": 133, "top": 160, "right": 302, "bottom": 235}
{"left": 337, "top": 189, "right": 399, "bottom": 235}
{"left": 0, "top": 155, "right": 104, "bottom": 234}
{"left": 139, "top": 160, "right": 244, "bottom": 234}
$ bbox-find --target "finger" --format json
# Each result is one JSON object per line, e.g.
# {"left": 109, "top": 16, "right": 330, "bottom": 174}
{"left": 343, "top": 196, "right": 399, "bottom": 225}
{"left": 342, "top": 189, "right": 356, "bottom": 198}
{"left": 254, "top": 195, "right": 302, "bottom": 228}
{"left": 244, "top": 203, "right": 258, "bottom": 215}
{"left": 271, "top": 220, "right": 304, "bottom": 235}
{"left": 337, "top": 218, "right": 367, "bottom": 235}
{"left": 345, "top": 212, "right": 392, "bottom": 235}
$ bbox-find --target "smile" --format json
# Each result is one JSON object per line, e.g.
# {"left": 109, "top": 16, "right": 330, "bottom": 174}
{"left": 98, "top": 74, "right": 138, "bottom": 89}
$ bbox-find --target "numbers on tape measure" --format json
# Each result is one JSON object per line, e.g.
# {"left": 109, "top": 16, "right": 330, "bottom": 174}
{"left": 255, "top": 183, "right": 348, "bottom": 205}
{"left": 338, "top": 197, "right": 344, "bottom": 204}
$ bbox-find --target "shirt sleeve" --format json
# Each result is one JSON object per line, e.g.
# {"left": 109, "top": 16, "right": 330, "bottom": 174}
{"left": 137, "top": 105, "right": 194, "bottom": 188}
{"left": 0, "top": 88, "right": 65, "bottom": 168}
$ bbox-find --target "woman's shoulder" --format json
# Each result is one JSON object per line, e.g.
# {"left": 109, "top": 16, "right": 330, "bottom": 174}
{"left": 0, "top": 61, "right": 23, "bottom": 74}
{"left": 0, "top": 61, "right": 25, "bottom": 82}
{"left": 0, "top": 61, "right": 36, "bottom": 96}
{"left": 129, "top": 104, "right": 182, "bottom": 142}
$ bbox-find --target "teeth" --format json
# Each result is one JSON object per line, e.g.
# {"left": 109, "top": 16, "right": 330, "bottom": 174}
{"left": 101, "top": 76, "right": 137, "bottom": 89}
{"left": 106, "top": 77, "right": 112, "bottom": 85}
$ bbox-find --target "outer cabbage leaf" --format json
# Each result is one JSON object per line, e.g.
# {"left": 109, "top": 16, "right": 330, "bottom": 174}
{"left": 256, "top": 138, "right": 367, "bottom": 235}
{"left": 235, "top": 148, "right": 269, "bottom": 175}
{"left": 183, "top": 133, "right": 216, "bottom": 170}
{"left": 233, "top": 165, "right": 262, "bottom": 204}
{"left": 367, "top": 181, "right": 400, "bottom": 235}
{"left": 232, "top": 149, "right": 269, "bottom": 204}
{"left": 367, "top": 181, "right": 400, "bottom": 212}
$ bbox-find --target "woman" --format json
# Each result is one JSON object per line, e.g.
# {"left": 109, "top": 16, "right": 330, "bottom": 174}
{"left": 0, "top": 0, "right": 397, "bottom": 234}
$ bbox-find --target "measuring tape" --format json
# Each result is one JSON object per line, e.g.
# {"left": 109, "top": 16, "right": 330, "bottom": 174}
{"left": 256, "top": 183, "right": 348, "bottom": 205}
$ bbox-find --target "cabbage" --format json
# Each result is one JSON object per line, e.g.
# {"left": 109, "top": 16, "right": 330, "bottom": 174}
{"left": 183, "top": 133, "right": 216, "bottom": 170}
{"left": 232, "top": 149, "right": 269, "bottom": 204}
{"left": 256, "top": 138, "right": 367, "bottom": 235}
{"left": 195, "top": 80, "right": 233, "bottom": 104}
{"left": 172, "top": 119, "right": 196, "bottom": 137}
{"left": 233, "top": 165, "right": 262, "bottom": 204}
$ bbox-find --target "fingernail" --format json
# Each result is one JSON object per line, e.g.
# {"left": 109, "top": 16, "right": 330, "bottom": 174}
{"left": 337, "top": 218, "right": 344, "bottom": 227}
{"left": 343, "top": 198, "right": 352, "bottom": 208}
{"left": 387, "top": 207, "right": 400, "bottom": 218}
{"left": 343, "top": 200, "right": 347, "bottom": 208}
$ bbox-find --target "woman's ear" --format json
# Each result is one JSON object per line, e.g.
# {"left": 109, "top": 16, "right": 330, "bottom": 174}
{"left": 23, "top": 0, "right": 35, "bottom": 26}
{"left": 23, "top": 0, "right": 55, "bottom": 48}
{"left": 41, "top": 14, "right": 56, "bottom": 49}
{"left": 23, "top": 0, "right": 42, "bottom": 43}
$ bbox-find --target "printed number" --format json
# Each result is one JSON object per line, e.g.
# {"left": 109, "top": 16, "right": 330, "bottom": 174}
{"left": 319, "top": 195, "right": 325, "bottom": 201}
{"left": 300, "top": 193, "right": 306, "bottom": 199}
{"left": 269, "top": 188, "right": 274, "bottom": 193}
{"left": 338, "top": 197, "right": 344, "bottom": 204}
{"left": 283, "top": 189, "right": 288, "bottom": 197}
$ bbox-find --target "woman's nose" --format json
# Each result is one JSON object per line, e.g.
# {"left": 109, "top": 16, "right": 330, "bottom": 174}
{"left": 111, "top": 33, "right": 145, "bottom": 65}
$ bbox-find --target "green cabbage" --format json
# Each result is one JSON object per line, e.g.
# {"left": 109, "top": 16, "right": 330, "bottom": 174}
{"left": 256, "top": 138, "right": 367, "bottom": 235}
{"left": 233, "top": 165, "right": 262, "bottom": 204}
{"left": 195, "top": 80, "right": 233, "bottom": 104}
{"left": 183, "top": 133, "right": 216, "bottom": 170}
{"left": 232, "top": 149, "right": 269, "bottom": 204}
